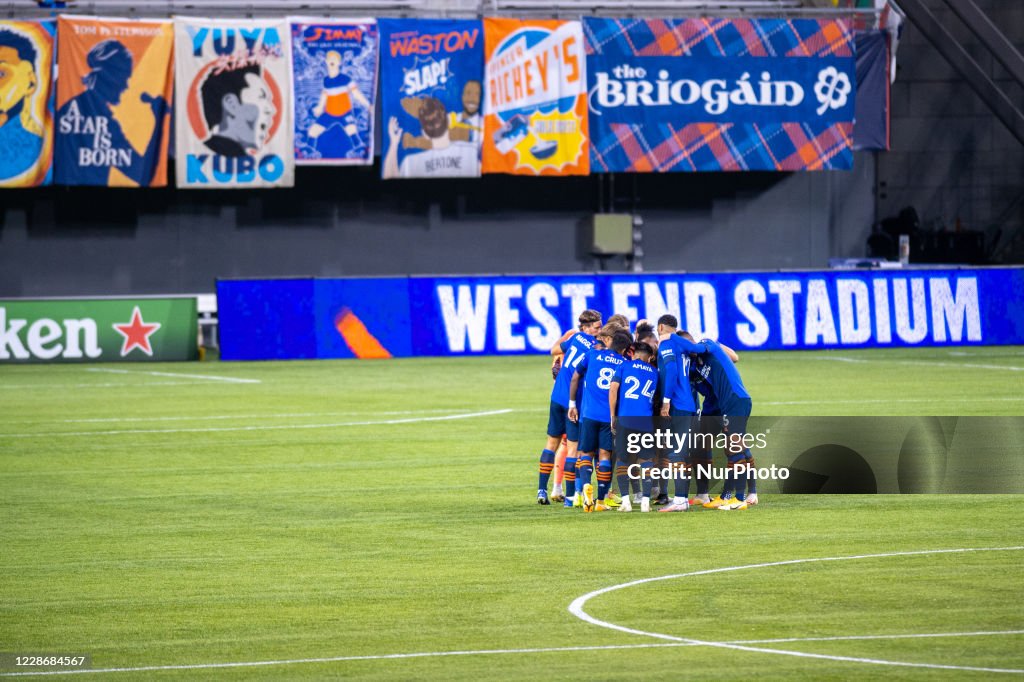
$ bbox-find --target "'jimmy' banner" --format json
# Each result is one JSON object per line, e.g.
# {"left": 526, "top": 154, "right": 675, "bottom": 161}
{"left": 291, "top": 18, "right": 377, "bottom": 165}
{"left": 584, "top": 18, "right": 855, "bottom": 172}
{"left": 0, "top": 20, "right": 54, "bottom": 187}
{"left": 483, "top": 18, "right": 588, "bottom": 176}
{"left": 55, "top": 16, "right": 173, "bottom": 187}
{"left": 174, "top": 17, "right": 293, "bottom": 188}
{"left": 380, "top": 18, "right": 483, "bottom": 179}
{"left": 0, "top": 298, "right": 198, "bottom": 363}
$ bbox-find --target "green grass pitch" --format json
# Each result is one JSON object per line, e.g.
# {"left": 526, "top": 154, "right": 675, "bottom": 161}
{"left": 1, "top": 346, "right": 1023, "bottom": 680}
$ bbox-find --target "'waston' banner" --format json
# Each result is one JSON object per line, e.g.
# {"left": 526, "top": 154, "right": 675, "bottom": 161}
{"left": 217, "top": 268, "right": 1024, "bottom": 360}
{"left": 380, "top": 18, "right": 483, "bottom": 179}
{"left": 174, "top": 17, "right": 294, "bottom": 188}
{"left": 483, "top": 18, "right": 588, "bottom": 176}
{"left": 0, "top": 298, "right": 198, "bottom": 363}
{"left": 584, "top": 18, "right": 856, "bottom": 172}
{"left": 0, "top": 20, "right": 54, "bottom": 188}
{"left": 56, "top": 16, "right": 173, "bottom": 187}
{"left": 291, "top": 18, "right": 377, "bottom": 165}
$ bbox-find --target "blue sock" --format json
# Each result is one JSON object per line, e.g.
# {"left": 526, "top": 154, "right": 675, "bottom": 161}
{"left": 669, "top": 454, "right": 690, "bottom": 499}
{"left": 577, "top": 455, "right": 594, "bottom": 493}
{"left": 640, "top": 460, "right": 653, "bottom": 498}
{"left": 694, "top": 456, "right": 711, "bottom": 496}
{"left": 746, "top": 454, "right": 757, "bottom": 495}
{"left": 597, "top": 460, "right": 612, "bottom": 500}
{"left": 538, "top": 449, "right": 555, "bottom": 492}
{"left": 615, "top": 465, "right": 631, "bottom": 502}
{"left": 564, "top": 457, "right": 576, "bottom": 499}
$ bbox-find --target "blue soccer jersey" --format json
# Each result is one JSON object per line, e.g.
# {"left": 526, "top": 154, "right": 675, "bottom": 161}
{"left": 576, "top": 348, "right": 625, "bottom": 423}
{"left": 697, "top": 339, "right": 750, "bottom": 411}
{"left": 657, "top": 335, "right": 707, "bottom": 414}
{"left": 613, "top": 359, "right": 657, "bottom": 418}
{"left": 551, "top": 331, "right": 595, "bottom": 407}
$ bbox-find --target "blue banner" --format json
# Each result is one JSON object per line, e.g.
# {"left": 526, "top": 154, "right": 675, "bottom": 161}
{"left": 218, "top": 268, "right": 1024, "bottom": 360}
{"left": 291, "top": 19, "right": 378, "bottom": 165}
{"left": 584, "top": 17, "right": 856, "bottom": 172}
{"left": 379, "top": 18, "right": 484, "bottom": 179}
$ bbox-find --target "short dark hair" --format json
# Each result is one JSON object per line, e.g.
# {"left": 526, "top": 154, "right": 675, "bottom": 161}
{"left": 632, "top": 341, "right": 655, "bottom": 357}
{"left": 0, "top": 27, "right": 37, "bottom": 66}
{"left": 578, "top": 309, "right": 602, "bottom": 327}
{"left": 200, "top": 63, "right": 261, "bottom": 129}
{"left": 657, "top": 314, "right": 678, "bottom": 329}
{"left": 634, "top": 321, "right": 654, "bottom": 340}
{"left": 678, "top": 330, "right": 694, "bottom": 341}
{"left": 610, "top": 330, "right": 633, "bottom": 354}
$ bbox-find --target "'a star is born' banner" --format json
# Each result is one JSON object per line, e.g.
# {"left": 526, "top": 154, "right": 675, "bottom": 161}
{"left": 0, "top": 20, "right": 54, "bottom": 188}
{"left": 291, "top": 17, "right": 377, "bottom": 165}
{"left": 482, "top": 18, "right": 588, "bottom": 176}
{"left": 174, "top": 17, "right": 294, "bottom": 188}
{"left": 584, "top": 18, "right": 855, "bottom": 172}
{"left": 379, "top": 18, "right": 483, "bottom": 179}
{"left": 55, "top": 16, "right": 173, "bottom": 187}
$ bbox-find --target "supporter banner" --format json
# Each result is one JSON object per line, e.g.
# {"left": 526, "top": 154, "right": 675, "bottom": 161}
{"left": 217, "top": 268, "right": 1024, "bottom": 360}
{"left": 0, "top": 20, "right": 54, "bottom": 188}
{"left": 584, "top": 17, "right": 855, "bottom": 172}
{"left": 174, "top": 17, "right": 293, "bottom": 188}
{"left": 291, "top": 18, "right": 377, "bottom": 165}
{"left": 380, "top": 18, "right": 483, "bottom": 179}
{"left": 55, "top": 16, "right": 173, "bottom": 187}
{"left": 854, "top": 29, "right": 889, "bottom": 151}
{"left": 0, "top": 298, "right": 198, "bottom": 363}
{"left": 482, "top": 18, "right": 588, "bottom": 176}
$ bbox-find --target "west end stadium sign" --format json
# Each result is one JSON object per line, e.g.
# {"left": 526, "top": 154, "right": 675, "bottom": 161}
{"left": 0, "top": 298, "right": 198, "bottom": 363}
{"left": 217, "top": 268, "right": 1024, "bottom": 361}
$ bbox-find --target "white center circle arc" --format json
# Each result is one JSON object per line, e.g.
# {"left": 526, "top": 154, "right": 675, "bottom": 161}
{"left": 568, "top": 546, "right": 1024, "bottom": 675}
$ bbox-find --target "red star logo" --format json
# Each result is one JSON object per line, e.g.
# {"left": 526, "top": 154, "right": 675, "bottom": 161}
{"left": 112, "top": 306, "right": 161, "bottom": 357}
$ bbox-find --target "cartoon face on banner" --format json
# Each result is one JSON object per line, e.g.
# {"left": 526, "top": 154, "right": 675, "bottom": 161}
{"left": 483, "top": 19, "right": 588, "bottom": 176}
{"left": 0, "top": 20, "right": 54, "bottom": 187}
{"left": 174, "top": 19, "right": 294, "bottom": 188}
{"left": 291, "top": 20, "right": 377, "bottom": 165}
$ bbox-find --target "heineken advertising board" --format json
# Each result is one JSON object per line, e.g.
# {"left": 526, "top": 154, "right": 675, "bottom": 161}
{"left": 0, "top": 298, "right": 198, "bottom": 363}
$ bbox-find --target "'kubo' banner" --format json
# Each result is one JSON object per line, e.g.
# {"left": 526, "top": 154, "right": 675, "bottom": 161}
{"left": 291, "top": 18, "right": 377, "bottom": 166}
{"left": 0, "top": 20, "right": 54, "bottom": 188}
{"left": 56, "top": 16, "right": 173, "bottom": 187}
{"left": 584, "top": 18, "right": 855, "bottom": 172}
{"left": 174, "top": 17, "right": 294, "bottom": 188}
{"left": 380, "top": 18, "right": 483, "bottom": 179}
{"left": 483, "top": 18, "right": 588, "bottom": 176}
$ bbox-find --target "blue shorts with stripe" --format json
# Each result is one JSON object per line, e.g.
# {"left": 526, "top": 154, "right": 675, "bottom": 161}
{"left": 547, "top": 400, "right": 580, "bottom": 442}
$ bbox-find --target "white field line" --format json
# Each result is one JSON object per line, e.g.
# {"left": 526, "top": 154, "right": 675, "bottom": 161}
{"left": 85, "top": 368, "right": 261, "bottom": 384}
{"left": 0, "top": 409, "right": 514, "bottom": 439}
{"left": 569, "top": 546, "right": 1024, "bottom": 675}
{"left": 2, "top": 631, "right": 1022, "bottom": 677}
{"left": 0, "top": 382, "right": 220, "bottom": 389}
{"left": 3, "top": 409, "right": 483, "bottom": 425}
{"left": 807, "top": 356, "right": 1024, "bottom": 372}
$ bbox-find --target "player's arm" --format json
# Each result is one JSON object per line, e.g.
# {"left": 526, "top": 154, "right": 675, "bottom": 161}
{"left": 551, "top": 329, "right": 574, "bottom": 355}
{"left": 720, "top": 343, "right": 739, "bottom": 363}
{"left": 350, "top": 83, "right": 370, "bottom": 110}
{"left": 314, "top": 91, "right": 327, "bottom": 117}
{"left": 675, "top": 338, "right": 709, "bottom": 355}
{"left": 567, "top": 370, "right": 583, "bottom": 424}
{"left": 609, "top": 379, "right": 621, "bottom": 434}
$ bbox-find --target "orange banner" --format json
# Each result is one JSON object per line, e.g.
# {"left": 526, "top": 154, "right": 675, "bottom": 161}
{"left": 55, "top": 16, "right": 173, "bottom": 187}
{"left": 0, "top": 20, "right": 54, "bottom": 187}
{"left": 482, "top": 18, "right": 588, "bottom": 176}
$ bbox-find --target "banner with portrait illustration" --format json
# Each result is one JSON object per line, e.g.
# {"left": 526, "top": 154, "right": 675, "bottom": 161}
{"left": 0, "top": 20, "right": 54, "bottom": 188}
{"left": 174, "top": 17, "right": 293, "bottom": 188}
{"left": 584, "top": 18, "right": 855, "bottom": 172}
{"left": 482, "top": 18, "right": 588, "bottom": 176}
{"left": 55, "top": 16, "right": 173, "bottom": 187}
{"left": 379, "top": 18, "right": 483, "bottom": 179}
{"left": 290, "top": 18, "right": 377, "bottom": 166}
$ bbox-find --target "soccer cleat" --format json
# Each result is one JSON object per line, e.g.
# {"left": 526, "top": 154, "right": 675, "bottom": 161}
{"left": 563, "top": 497, "right": 574, "bottom": 509}
{"left": 537, "top": 489, "right": 550, "bottom": 505}
{"left": 703, "top": 495, "right": 727, "bottom": 509}
{"left": 691, "top": 493, "right": 711, "bottom": 505}
{"left": 604, "top": 495, "right": 621, "bottom": 508}
{"left": 618, "top": 496, "right": 633, "bottom": 512}
{"left": 572, "top": 493, "right": 582, "bottom": 508}
{"left": 551, "top": 492, "right": 565, "bottom": 503}
{"left": 632, "top": 493, "right": 642, "bottom": 504}
{"left": 745, "top": 493, "right": 759, "bottom": 506}
{"left": 654, "top": 494, "right": 670, "bottom": 506}
{"left": 659, "top": 500, "right": 690, "bottom": 513}
{"left": 595, "top": 501, "right": 611, "bottom": 512}
{"left": 582, "top": 484, "right": 596, "bottom": 513}
{"left": 718, "top": 497, "right": 748, "bottom": 511}
{"left": 640, "top": 497, "right": 651, "bottom": 513}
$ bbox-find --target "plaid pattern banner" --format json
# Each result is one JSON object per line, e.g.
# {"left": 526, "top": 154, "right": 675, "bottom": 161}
{"left": 584, "top": 18, "right": 855, "bottom": 172}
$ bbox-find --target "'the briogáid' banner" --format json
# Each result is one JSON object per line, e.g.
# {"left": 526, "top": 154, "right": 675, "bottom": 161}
{"left": 0, "top": 20, "right": 54, "bottom": 188}
{"left": 174, "top": 17, "right": 294, "bottom": 188}
{"left": 584, "top": 18, "right": 855, "bottom": 172}
{"left": 55, "top": 15, "right": 173, "bottom": 187}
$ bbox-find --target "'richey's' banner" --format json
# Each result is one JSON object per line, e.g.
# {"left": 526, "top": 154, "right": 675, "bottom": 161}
{"left": 174, "top": 17, "right": 293, "bottom": 188}
{"left": 0, "top": 20, "right": 54, "bottom": 188}
{"left": 291, "top": 17, "right": 377, "bottom": 166}
{"left": 380, "top": 18, "right": 483, "bottom": 179}
{"left": 483, "top": 18, "right": 588, "bottom": 176}
{"left": 584, "top": 18, "right": 855, "bottom": 172}
{"left": 55, "top": 16, "right": 173, "bottom": 187}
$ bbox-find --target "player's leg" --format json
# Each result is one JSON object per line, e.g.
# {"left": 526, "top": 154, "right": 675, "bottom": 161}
{"left": 719, "top": 402, "right": 753, "bottom": 511}
{"left": 661, "top": 410, "right": 694, "bottom": 512}
{"left": 695, "top": 414, "right": 720, "bottom": 506}
{"left": 577, "top": 419, "right": 597, "bottom": 512}
{"left": 537, "top": 402, "right": 565, "bottom": 504}
{"left": 614, "top": 427, "right": 635, "bottom": 512}
{"left": 551, "top": 436, "right": 567, "bottom": 502}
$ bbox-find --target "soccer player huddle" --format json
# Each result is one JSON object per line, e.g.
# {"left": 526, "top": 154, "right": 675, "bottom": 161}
{"left": 537, "top": 309, "right": 758, "bottom": 513}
